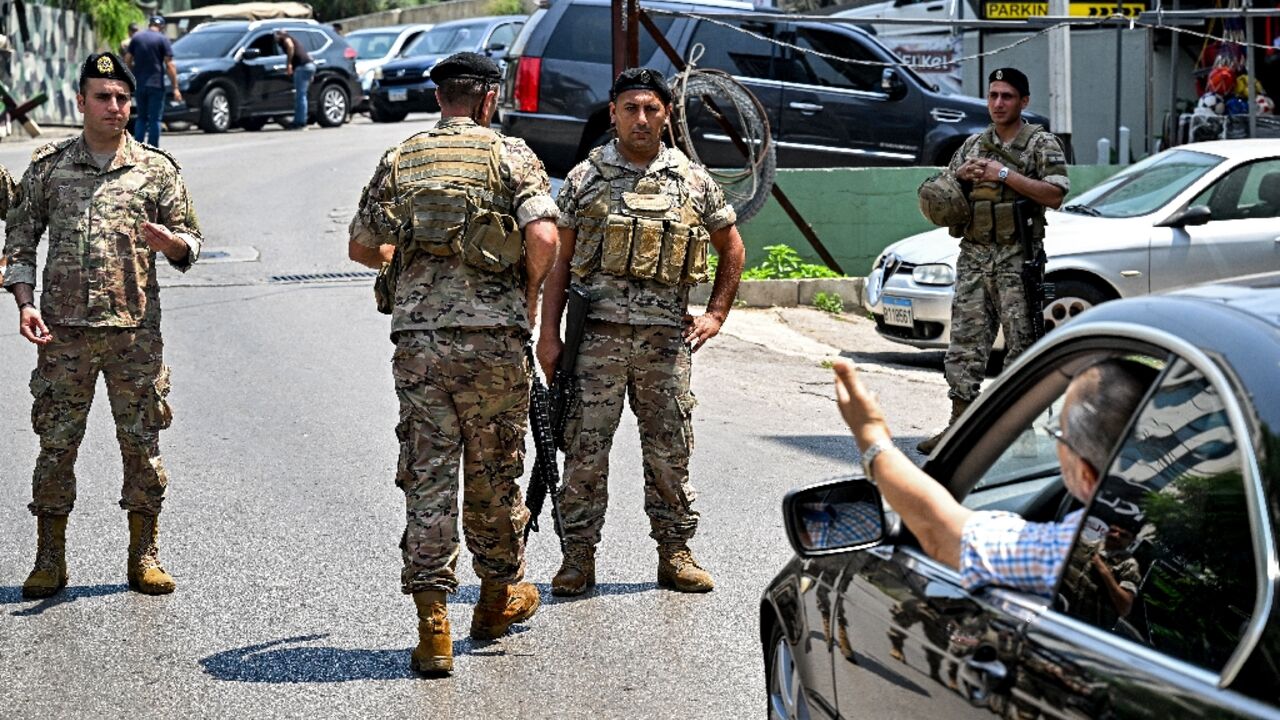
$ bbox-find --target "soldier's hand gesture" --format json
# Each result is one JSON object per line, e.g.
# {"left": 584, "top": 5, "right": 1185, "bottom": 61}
{"left": 18, "top": 305, "right": 53, "bottom": 346}
{"left": 142, "top": 221, "right": 189, "bottom": 262}
{"left": 683, "top": 311, "right": 723, "bottom": 352}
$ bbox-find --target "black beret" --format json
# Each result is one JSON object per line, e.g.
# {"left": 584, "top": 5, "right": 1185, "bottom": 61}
{"left": 988, "top": 67, "right": 1030, "bottom": 97}
{"left": 429, "top": 52, "right": 501, "bottom": 84}
{"left": 80, "top": 52, "right": 136, "bottom": 93}
{"left": 611, "top": 67, "right": 672, "bottom": 104}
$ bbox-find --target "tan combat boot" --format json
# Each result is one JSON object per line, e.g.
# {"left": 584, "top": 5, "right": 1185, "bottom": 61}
{"left": 657, "top": 543, "right": 714, "bottom": 593}
{"left": 551, "top": 543, "right": 595, "bottom": 597}
{"left": 127, "top": 512, "right": 176, "bottom": 595}
{"left": 411, "top": 590, "right": 453, "bottom": 675}
{"left": 22, "top": 515, "right": 69, "bottom": 599}
{"left": 470, "top": 581, "right": 541, "bottom": 641}
{"left": 916, "top": 398, "right": 972, "bottom": 455}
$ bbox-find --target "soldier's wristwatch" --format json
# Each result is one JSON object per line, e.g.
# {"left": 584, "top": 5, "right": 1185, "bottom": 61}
{"left": 997, "top": 166, "right": 1010, "bottom": 182}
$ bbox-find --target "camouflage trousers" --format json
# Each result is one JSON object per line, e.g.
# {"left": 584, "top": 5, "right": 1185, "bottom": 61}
{"left": 943, "top": 243, "right": 1036, "bottom": 403}
{"left": 27, "top": 326, "right": 172, "bottom": 517}
{"left": 392, "top": 327, "right": 531, "bottom": 595}
{"left": 559, "top": 321, "right": 699, "bottom": 548}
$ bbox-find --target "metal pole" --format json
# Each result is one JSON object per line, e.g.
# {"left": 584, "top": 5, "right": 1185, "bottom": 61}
{"left": 1114, "top": 2, "right": 1123, "bottom": 162}
{"left": 1168, "top": 0, "right": 1180, "bottom": 146}
{"left": 627, "top": 0, "right": 639, "bottom": 68}
{"left": 611, "top": 0, "right": 625, "bottom": 80}
{"left": 1048, "top": 0, "right": 1073, "bottom": 153}
{"left": 1246, "top": 0, "right": 1257, "bottom": 137}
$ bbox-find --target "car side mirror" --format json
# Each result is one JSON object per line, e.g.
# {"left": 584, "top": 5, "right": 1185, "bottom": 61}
{"left": 783, "top": 478, "right": 886, "bottom": 558}
{"left": 881, "top": 68, "right": 907, "bottom": 99}
{"left": 486, "top": 42, "right": 507, "bottom": 55}
{"left": 241, "top": 47, "right": 262, "bottom": 61}
{"left": 1157, "top": 205, "right": 1212, "bottom": 228}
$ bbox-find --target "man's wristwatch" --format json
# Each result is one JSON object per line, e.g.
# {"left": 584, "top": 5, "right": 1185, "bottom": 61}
{"left": 997, "top": 166, "right": 1010, "bottom": 183}
{"left": 17, "top": 301, "right": 35, "bottom": 311}
{"left": 860, "top": 438, "right": 895, "bottom": 484}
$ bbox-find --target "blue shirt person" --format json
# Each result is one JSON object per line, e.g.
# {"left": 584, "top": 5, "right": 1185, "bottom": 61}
{"left": 125, "top": 16, "right": 181, "bottom": 146}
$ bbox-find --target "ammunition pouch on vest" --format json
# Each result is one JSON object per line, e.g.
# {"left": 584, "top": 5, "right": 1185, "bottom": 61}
{"left": 963, "top": 124, "right": 1048, "bottom": 246}
{"left": 391, "top": 129, "right": 521, "bottom": 274}
{"left": 572, "top": 153, "right": 710, "bottom": 286}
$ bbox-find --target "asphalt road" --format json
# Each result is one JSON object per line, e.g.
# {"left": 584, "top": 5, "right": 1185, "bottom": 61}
{"left": 0, "top": 116, "right": 947, "bottom": 719}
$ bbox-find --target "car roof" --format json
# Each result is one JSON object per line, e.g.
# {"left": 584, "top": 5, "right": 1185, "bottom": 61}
{"left": 1166, "top": 271, "right": 1280, "bottom": 328}
{"left": 568, "top": 0, "right": 757, "bottom": 10}
{"left": 1172, "top": 138, "right": 1280, "bottom": 160}
{"left": 347, "top": 24, "right": 433, "bottom": 35}
{"left": 430, "top": 14, "right": 525, "bottom": 29}
{"left": 189, "top": 18, "right": 319, "bottom": 32}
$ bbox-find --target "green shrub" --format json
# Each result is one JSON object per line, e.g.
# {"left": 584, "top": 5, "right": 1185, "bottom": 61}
{"left": 742, "top": 244, "right": 841, "bottom": 280}
{"left": 84, "top": 0, "right": 144, "bottom": 50}
{"left": 812, "top": 291, "right": 843, "bottom": 314}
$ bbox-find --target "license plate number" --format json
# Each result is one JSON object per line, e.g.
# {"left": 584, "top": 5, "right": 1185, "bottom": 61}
{"left": 882, "top": 296, "right": 914, "bottom": 327}
{"left": 388, "top": 88, "right": 407, "bottom": 102}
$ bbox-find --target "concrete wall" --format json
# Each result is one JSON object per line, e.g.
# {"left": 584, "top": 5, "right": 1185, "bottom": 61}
{"left": 738, "top": 165, "right": 1123, "bottom": 275}
{"left": 1, "top": 2, "right": 98, "bottom": 127}
{"left": 337, "top": 0, "right": 537, "bottom": 32}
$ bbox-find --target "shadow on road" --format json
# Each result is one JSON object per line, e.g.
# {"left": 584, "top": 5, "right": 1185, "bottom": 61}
{"left": 842, "top": 349, "right": 945, "bottom": 371}
{"left": 200, "top": 634, "right": 418, "bottom": 683}
{"left": 0, "top": 584, "right": 129, "bottom": 615}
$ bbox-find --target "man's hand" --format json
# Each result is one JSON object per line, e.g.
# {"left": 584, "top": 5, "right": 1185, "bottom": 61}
{"left": 142, "top": 221, "right": 188, "bottom": 262}
{"left": 682, "top": 311, "right": 723, "bottom": 352}
{"left": 832, "top": 360, "right": 891, "bottom": 451}
{"left": 958, "top": 158, "right": 1000, "bottom": 183}
{"left": 19, "top": 305, "right": 52, "bottom": 345}
{"left": 536, "top": 334, "right": 562, "bottom": 382}
{"left": 173, "top": 89, "right": 183, "bottom": 102}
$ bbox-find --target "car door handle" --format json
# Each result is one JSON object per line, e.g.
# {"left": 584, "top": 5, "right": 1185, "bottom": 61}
{"left": 271, "top": 64, "right": 286, "bottom": 70}
{"left": 788, "top": 102, "right": 824, "bottom": 114}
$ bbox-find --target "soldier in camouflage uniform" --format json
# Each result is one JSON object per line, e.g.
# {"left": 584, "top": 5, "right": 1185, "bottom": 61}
{"left": 538, "top": 68, "right": 745, "bottom": 596}
{"left": 0, "top": 164, "right": 17, "bottom": 219}
{"left": 347, "top": 52, "right": 559, "bottom": 676}
{"left": 918, "top": 68, "right": 1069, "bottom": 454}
{"left": 4, "top": 52, "right": 202, "bottom": 599}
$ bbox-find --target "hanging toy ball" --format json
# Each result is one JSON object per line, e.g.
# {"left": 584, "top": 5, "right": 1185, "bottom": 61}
{"left": 1196, "top": 92, "right": 1225, "bottom": 116}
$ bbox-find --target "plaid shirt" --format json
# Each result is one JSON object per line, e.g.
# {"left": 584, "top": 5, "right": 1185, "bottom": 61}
{"left": 959, "top": 509, "right": 1083, "bottom": 597}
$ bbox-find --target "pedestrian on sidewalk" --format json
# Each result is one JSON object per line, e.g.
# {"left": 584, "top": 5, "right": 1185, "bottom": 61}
{"left": 125, "top": 15, "right": 181, "bottom": 146}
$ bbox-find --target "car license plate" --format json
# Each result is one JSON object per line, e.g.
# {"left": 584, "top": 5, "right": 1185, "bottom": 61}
{"left": 882, "top": 295, "right": 914, "bottom": 327}
{"left": 388, "top": 88, "right": 407, "bottom": 102}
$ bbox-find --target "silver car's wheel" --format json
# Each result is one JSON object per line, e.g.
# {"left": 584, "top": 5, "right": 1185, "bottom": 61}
{"left": 317, "top": 84, "right": 348, "bottom": 127}
{"left": 1043, "top": 279, "right": 1109, "bottom": 333}
{"left": 768, "top": 633, "right": 812, "bottom": 720}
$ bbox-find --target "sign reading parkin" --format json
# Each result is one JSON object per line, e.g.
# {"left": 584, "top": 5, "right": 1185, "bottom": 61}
{"left": 982, "top": 1, "right": 1145, "bottom": 19}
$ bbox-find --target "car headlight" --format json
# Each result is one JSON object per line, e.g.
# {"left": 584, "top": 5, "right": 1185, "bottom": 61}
{"left": 912, "top": 263, "right": 955, "bottom": 285}
{"left": 373, "top": 67, "right": 383, "bottom": 80}
{"left": 422, "top": 68, "right": 433, "bottom": 77}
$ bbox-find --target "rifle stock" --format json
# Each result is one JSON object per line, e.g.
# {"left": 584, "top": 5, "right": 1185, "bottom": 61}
{"left": 550, "top": 285, "right": 590, "bottom": 450}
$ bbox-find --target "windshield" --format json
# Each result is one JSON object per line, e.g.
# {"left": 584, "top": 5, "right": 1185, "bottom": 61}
{"left": 405, "top": 23, "right": 486, "bottom": 57}
{"left": 346, "top": 32, "right": 399, "bottom": 59}
{"left": 1064, "top": 149, "right": 1223, "bottom": 218}
{"left": 173, "top": 30, "right": 242, "bottom": 59}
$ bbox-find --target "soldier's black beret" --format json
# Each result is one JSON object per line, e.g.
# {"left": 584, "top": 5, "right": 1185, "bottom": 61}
{"left": 988, "top": 67, "right": 1030, "bottom": 97}
{"left": 80, "top": 52, "right": 136, "bottom": 93}
{"left": 429, "top": 52, "right": 502, "bottom": 84}
{"left": 611, "top": 67, "right": 672, "bottom": 104}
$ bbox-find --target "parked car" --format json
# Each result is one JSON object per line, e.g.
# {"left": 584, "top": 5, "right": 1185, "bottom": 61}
{"left": 500, "top": 0, "right": 1041, "bottom": 177}
{"left": 763, "top": 271, "right": 1280, "bottom": 719}
{"left": 367, "top": 15, "right": 525, "bottom": 123}
{"left": 164, "top": 19, "right": 361, "bottom": 132}
{"left": 346, "top": 23, "right": 434, "bottom": 111}
{"left": 864, "top": 139, "right": 1280, "bottom": 349}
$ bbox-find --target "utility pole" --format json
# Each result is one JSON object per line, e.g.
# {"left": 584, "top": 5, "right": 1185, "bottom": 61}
{"left": 1048, "top": 0, "right": 1073, "bottom": 158}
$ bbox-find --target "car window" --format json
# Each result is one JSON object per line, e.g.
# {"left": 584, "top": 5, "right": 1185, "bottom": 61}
{"left": 487, "top": 22, "right": 519, "bottom": 51}
{"left": 542, "top": 6, "right": 674, "bottom": 65}
{"left": 348, "top": 32, "right": 397, "bottom": 59}
{"left": 789, "top": 26, "right": 883, "bottom": 93}
{"left": 296, "top": 30, "right": 329, "bottom": 53}
{"left": 1190, "top": 158, "right": 1280, "bottom": 221}
{"left": 1055, "top": 358, "right": 1257, "bottom": 673}
{"left": 173, "top": 29, "right": 243, "bottom": 59}
{"left": 246, "top": 32, "right": 282, "bottom": 57}
{"left": 1065, "top": 149, "right": 1222, "bottom": 218}
{"left": 407, "top": 22, "right": 489, "bottom": 57}
{"left": 687, "top": 19, "right": 782, "bottom": 81}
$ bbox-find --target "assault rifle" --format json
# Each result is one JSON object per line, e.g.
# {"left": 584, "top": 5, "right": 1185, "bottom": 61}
{"left": 550, "top": 285, "right": 591, "bottom": 449}
{"left": 1013, "top": 199, "right": 1053, "bottom": 342}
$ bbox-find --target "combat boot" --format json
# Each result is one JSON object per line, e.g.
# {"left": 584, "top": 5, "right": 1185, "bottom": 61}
{"left": 657, "top": 543, "right": 715, "bottom": 593}
{"left": 551, "top": 543, "right": 595, "bottom": 597}
{"left": 471, "top": 581, "right": 540, "bottom": 641}
{"left": 411, "top": 590, "right": 453, "bottom": 675}
{"left": 22, "top": 515, "right": 69, "bottom": 599}
{"left": 916, "top": 398, "right": 972, "bottom": 455}
{"left": 127, "top": 512, "right": 176, "bottom": 595}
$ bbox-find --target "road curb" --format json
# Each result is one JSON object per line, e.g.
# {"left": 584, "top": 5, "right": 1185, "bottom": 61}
{"left": 691, "top": 277, "right": 866, "bottom": 311}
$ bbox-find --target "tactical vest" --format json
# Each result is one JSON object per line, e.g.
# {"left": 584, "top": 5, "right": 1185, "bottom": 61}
{"left": 964, "top": 123, "right": 1047, "bottom": 245}
{"left": 389, "top": 124, "right": 522, "bottom": 274}
{"left": 570, "top": 148, "right": 710, "bottom": 287}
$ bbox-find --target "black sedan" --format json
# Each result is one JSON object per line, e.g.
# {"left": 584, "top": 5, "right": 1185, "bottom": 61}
{"left": 761, "top": 272, "right": 1280, "bottom": 719}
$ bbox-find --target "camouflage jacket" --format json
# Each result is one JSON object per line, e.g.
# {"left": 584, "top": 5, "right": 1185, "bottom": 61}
{"left": 349, "top": 116, "right": 558, "bottom": 334}
{"left": 0, "top": 164, "right": 17, "bottom": 220}
{"left": 557, "top": 140, "right": 735, "bottom": 327}
{"left": 3, "top": 134, "right": 202, "bottom": 329}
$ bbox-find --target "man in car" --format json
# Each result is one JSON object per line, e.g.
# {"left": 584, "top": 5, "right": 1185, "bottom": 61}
{"left": 124, "top": 15, "right": 181, "bottom": 146}
{"left": 539, "top": 67, "right": 745, "bottom": 597}
{"left": 347, "top": 52, "right": 559, "bottom": 676}
{"left": 831, "top": 357, "right": 1148, "bottom": 597}
{"left": 918, "top": 68, "right": 1070, "bottom": 454}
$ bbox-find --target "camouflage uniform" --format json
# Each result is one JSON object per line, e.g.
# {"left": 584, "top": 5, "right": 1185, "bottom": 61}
{"left": 556, "top": 140, "right": 735, "bottom": 548}
{"left": 349, "top": 116, "right": 558, "bottom": 595}
{"left": 943, "top": 124, "right": 1068, "bottom": 403}
{"left": 3, "top": 134, "right": 201, "bottom": 518}
{"left": 0, "top": 164, "right": 18, "bottom": 219}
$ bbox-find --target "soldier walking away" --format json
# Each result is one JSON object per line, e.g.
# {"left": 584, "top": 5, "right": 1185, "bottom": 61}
{"left": 539, "top": 67, "right": 746, "bottom": 597}
{"left": 347, "top": 52, "right": 559, "bottom": 676}
{"left": 124, "top": 16, "right": 181, "bottom": 147}
{"left": 4, "top": 53, "right": 203, "bottom": 599}
{"left": 916, "top": 68, "right": 1069, "bottom": 454}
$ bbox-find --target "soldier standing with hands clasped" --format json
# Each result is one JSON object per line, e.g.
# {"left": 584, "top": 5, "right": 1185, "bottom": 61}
{"left": 539, "top": 67, "right": 745, "bottom": 597}
{"left": 916, "top": 68, "right": 1069, "bottom": 454}
{"left": 347, "top": 52, "right": 559, "bottom": 676}
{"left": 4, "top": 52, "right": 202, "bottom": 599}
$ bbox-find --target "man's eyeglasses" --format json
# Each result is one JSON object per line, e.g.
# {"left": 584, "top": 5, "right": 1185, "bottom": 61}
{"left": 1045, "top": 410, "right": 1085, "bottom": 459}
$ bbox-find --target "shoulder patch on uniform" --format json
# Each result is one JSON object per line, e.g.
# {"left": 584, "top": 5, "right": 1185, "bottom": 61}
{"left": 30, "top": 137, "right": 75, "bottom": 165}
{"left": 141, "top": 143, "right": 182, "bottom": 170}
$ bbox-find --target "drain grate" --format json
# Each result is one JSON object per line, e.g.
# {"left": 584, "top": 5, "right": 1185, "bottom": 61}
{"left": 269, "top": 270, "right": 379, "bottom": 284}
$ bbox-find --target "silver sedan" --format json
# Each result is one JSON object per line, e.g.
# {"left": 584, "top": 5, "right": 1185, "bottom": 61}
{"left": 864, "top": 138, "right": 1280, "bottom": 349}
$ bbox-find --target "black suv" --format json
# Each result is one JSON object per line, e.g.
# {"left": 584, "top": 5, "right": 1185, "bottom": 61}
{"left": 165, "top": 19, "right": 362, "bottom": 133}
{"left": 502, "top": 0, "right": 1046, "bottom": 176}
